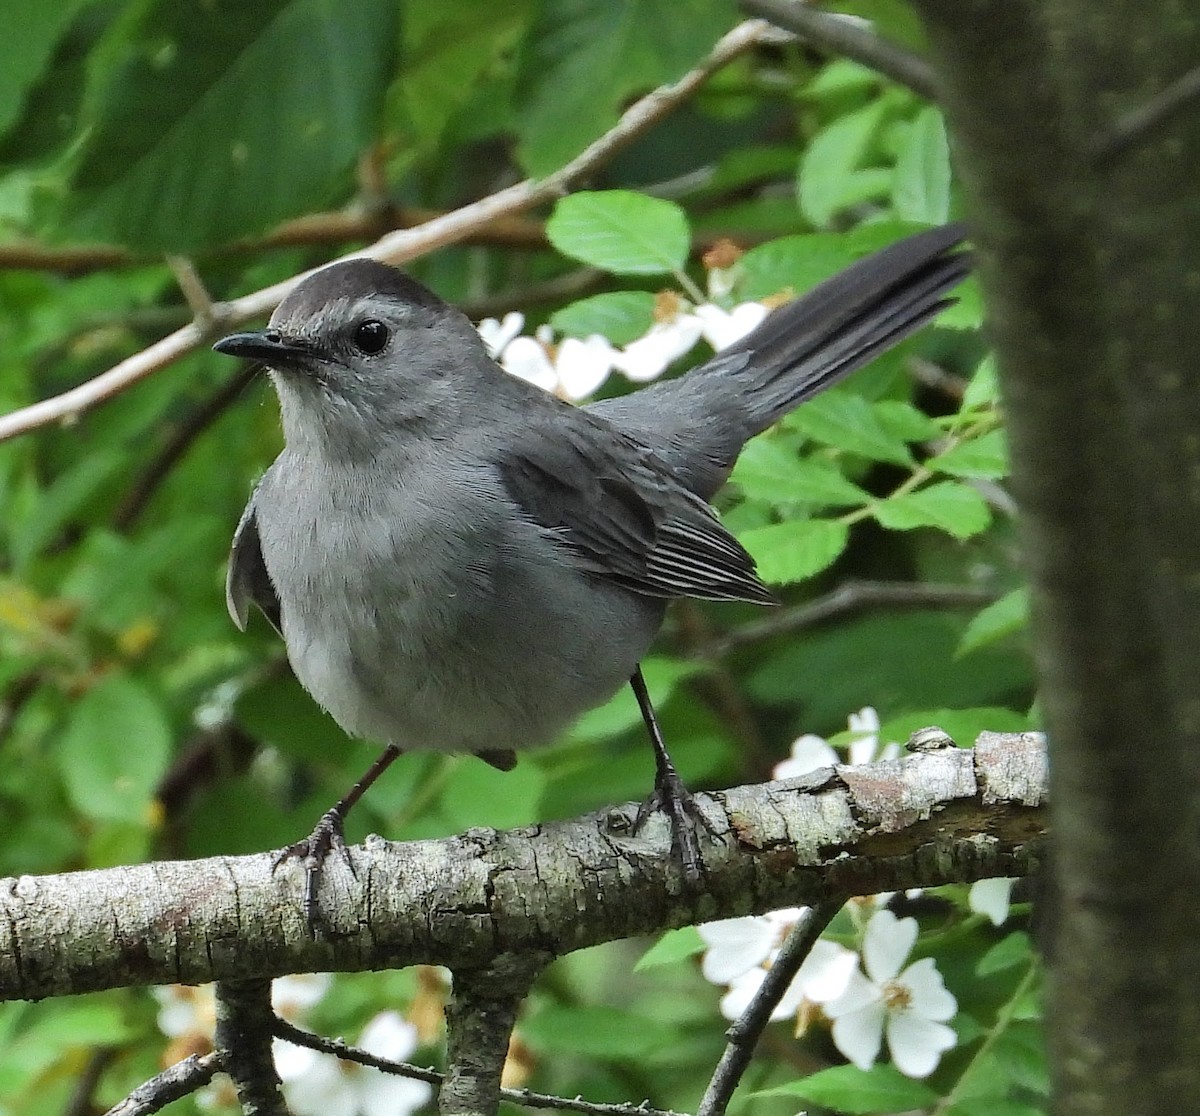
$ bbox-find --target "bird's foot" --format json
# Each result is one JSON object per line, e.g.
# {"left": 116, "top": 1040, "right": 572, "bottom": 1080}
{"left": 273, "top": 807, "right": 356, "bottom": 934}
{"left": 634, "top": 768, "right": 711, "bottom": 882}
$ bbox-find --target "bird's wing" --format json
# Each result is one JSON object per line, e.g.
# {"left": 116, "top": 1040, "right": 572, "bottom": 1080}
{"left": 227, "top": 491, "right": 283, "bottom": 636}
{"left": 497, "top": 415, "right": 775, "bottom": 605}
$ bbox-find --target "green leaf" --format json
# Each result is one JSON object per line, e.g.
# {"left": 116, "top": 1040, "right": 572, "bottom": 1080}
{"left": 958, "top": 589, "right": 1029, "bottom": 656}
{"left": 962, "top": 353, "right": 1000, "bottom": 410}
{"left": 635, "top": 926, "right": 705, "bottom": 971}
{"left": 739, "top": 519, "right": 849, "bottom": 585}
{"left": 739, "top": 233, "right": 858, "bottom": 300}
{"left": 758, "top": 1064, "right": 939, "bottom": 1113}
{"left": 893, "top": 107, "right": 950, "bottom": 224}
{"left": 69, "top": 0, "right": 399, "bottom": 249}
{"left": 546, "top": 191, "right": 690, "bottom": 275}
{"left": 875, "top": 481, "right": 991, "bottom": 539}
{"left": 789, "top": 393, "right": 914, "bottom": 466}
{"left": 874, "top": 400, "right": 943, "bottom": 443}
{"left": 513, "top": 0, "right": 736, "bottom": 175}
{"left": 8, "top": 451, "right": 125, "bottom": 572}
{"left": 0, "top": 0, "right": 89, "bottom": 139}
{"left": 732, "top": 438, "right": 869, "bottom": 508}
{"left": 798, "top": 99, "right": 887, "bottom": 226}
{"left": 439, "top": 757, "right": 546, "bottom": 831}
{"left": 931, "top": 430, "right": 1009, "bottom": 479}
{"left": 550, "top": 290, "right": 656, "bottom": 344}
{"left": 57, "top": 676, "right": 172, "bottom": 824}
{"left": 977, "top": 931, "right": 1034, "bottom": 977}
{"left": 568, "top": 656, "right": 703, "bottom": 740}
{"left": 523, "top": 1004, "right": 676, "bottom": 1058}
{"left": 398, "top": 0, "right": 532, "bottom": 149}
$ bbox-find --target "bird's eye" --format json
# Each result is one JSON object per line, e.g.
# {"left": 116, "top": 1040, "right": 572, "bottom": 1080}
{"left": 352, "top": 319, "right": 389, "bottom": 354}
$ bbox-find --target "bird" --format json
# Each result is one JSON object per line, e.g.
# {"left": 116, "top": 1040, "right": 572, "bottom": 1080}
{"left": 213, "top": 222, "right": 969, "bottom": 920}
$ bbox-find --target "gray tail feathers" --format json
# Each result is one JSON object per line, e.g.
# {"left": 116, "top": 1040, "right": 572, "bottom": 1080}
{"left": 708, "top": 221, "right": 970, "bottom": 437}
{"left": 586, "top": 223, "right": 970, "bottom": 500}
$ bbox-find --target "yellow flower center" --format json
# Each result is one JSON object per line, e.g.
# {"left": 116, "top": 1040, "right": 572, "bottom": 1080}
{"left": 882, "top": 979, "right": 912, "bottom": 1012}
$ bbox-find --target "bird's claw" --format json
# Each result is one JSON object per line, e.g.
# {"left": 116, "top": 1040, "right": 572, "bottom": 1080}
{"left": 273, "top": 807, "right": 356, "bottom": 933}
{"left": 633, "top": 769, "right": 710, "bottom": 882}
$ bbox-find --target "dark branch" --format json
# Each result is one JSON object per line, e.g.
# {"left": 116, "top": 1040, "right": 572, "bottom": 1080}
{"left": 104, "top": 1053, "right": 222, "bottom": 1116}
{"left": 214, "top": 979, "right": 289, "bottom": 1116}
{"left": 740, "top": 0, "right": 940, "bottom": 101}
{"left": 699, "top": 580, "right": 997, "bottom": 658}
{"left": 698, "top": 901, "right": 843, "bottom": 1116}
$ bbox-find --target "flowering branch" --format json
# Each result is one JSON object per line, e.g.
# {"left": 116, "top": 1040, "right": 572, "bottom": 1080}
{"left": 698, "top": 901, "right": 844, "bottom": 1116}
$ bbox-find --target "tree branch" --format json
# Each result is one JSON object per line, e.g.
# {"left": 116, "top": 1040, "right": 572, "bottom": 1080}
{"left": 698, "top": 901, "right": 843, "bottom": 1116}
{"left": 0, "top": 19, "right": 779, "bottom": 444}
{"left": 0, "top": 732, "right": 1045, "bottom": 1002}
{"left": 740, "top": 0, "right": 941, "bottom": 101}
{"left": 698, "top": 580, "right": 997, "bottom": 658}
{"left": 214, "top": 979, "right": 290, "bottom": 1115}
{"left": 104, "top": 1053, "right": 222, "bottom": 1116}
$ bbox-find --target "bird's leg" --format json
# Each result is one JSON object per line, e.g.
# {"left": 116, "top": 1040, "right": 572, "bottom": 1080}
{"left": 273, "top": 743, "right": 402, "bottom": 930}
{"left": 629, "top": 667, "right": 708, "bottom": 879}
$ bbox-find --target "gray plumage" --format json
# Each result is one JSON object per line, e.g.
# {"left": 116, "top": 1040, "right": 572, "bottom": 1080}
{"left": 219, "top": 224, "right": 968, "bottom": 765}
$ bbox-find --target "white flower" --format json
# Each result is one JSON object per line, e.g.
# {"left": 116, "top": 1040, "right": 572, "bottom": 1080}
{"left": 276, "top": 1011, "right": 432, "bottom": 1116}
{"left": 153, "top": 984, "right": 215, "bottom": 1041}
{"left": 693, "top": 301, "right": 768, "bottom": 351}
{"left": 476, "top": 312, "right": 525, "bottom": 359}
{"left": 968, "top": 877, "right": 1017, "bottom": 926}
{"left": 824, "top": 909, "right": 957, "bottom": 1078}
{"left": 773, "top": 733, "right": 839, "bottom": 779}
{"left": 718, "top": 940, "right": 859, "bottom": 1022}
{"left": 497, "top": 331, "right": 618, "bottom": 400}
{"left": 846, "top": 707, "right": 901, "bottom": 765}
{"left": 698, "top": 909, "right": 856, "bottom": 1023}
{"left": 498, "top": 335, "right": 559, "bottom": 393}
{"left": 612, "top": 314, "right": 704, "bottom": 381}
{"left": 555, "top": 335, "right": 618, "bottom": 399}
{"left": 272, "top": 973, "right": 332, "bottom": 1019}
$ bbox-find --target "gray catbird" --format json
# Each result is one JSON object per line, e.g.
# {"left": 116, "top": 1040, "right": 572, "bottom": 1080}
{"left": 214, "top": 223, "right": 968, "bottom": 915}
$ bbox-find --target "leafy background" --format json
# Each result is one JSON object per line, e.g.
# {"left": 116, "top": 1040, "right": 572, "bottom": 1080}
{"left": 0, "top": 1, "right": 1040, "bottom": 1114}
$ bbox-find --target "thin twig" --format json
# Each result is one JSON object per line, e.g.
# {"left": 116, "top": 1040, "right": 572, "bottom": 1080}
{"left": 0, "top": 19, "right": 777, "bottom": 444}
{"left": 104, "top": 1053, "right": 222, "bottom": 1116}
{"left": 273, "top": 1019, "right": 687, "bottom": 1116}
{"left": 740, "top": 0, "right": 940, "bottom": 101}
{"left": 111, "top": 362, "right": 261, "bottom": 530}
{"left": 697, "top": 901, "right": 843, "bottom": 1116}
{"left": 166, "top": 255, "right": 216, "bottom": 325}
{"left": 700, "top": 579, "right": 997, "bottom": 658}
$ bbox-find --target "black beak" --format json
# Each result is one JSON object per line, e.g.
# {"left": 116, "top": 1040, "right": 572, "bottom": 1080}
{"left": 212, "top": 330, "right": 312, "bottom": 365}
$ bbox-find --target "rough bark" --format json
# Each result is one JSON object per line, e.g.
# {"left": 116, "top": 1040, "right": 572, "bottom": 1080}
{"left": 909, "top": 3, "right": 1200, "bottom": 1112}
{"left": 0, "top": 733, "right": 1045, "bottom": 1002}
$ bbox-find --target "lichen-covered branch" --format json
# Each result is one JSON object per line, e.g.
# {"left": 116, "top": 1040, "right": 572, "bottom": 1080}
{"left": 0, "top": 733, "right": 1045, "bottom": 1003}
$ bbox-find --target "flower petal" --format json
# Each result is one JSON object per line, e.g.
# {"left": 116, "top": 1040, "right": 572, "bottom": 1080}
{"left": 968, "top": 877, "right": 1016, "bottom": 926}
{"left": 831, "top": 1001, "right": 887, "bottom": 1071}
{"left": 774, "top": 734, "right": 838, "bottom": 779}
{"left": 898, "top": 958, "right": 957, "bottom": 1021}
{"left": 359, "top": 1068, "right": 435, "bottom": 1116}
{"left": 476, "top": 311, "right": 525, "bottom": 358}
{"left": 718, "top": 966, "right": 807, "bottom": 1022}
{"left": 863, "top": 909, "right": 917, "bottom": 983}
{"left": 555, "top": 335, "right": 615, "bottom": 400}
{"left": 824, "top": 966, "right": 882, "bottom": 1017}
{"left": 359, "top": 1011, "right": 420, "bottom": 1061}
{"left": 694, "top": 301, "right": 767, "bottom": 351}
{"left": 698, "top": 916, "right": 777, "bottom": 982}
{"left": 500, "top": 337, "right": 557, "bottom": 392}
{"left": 885, "top": 1012, "right": 957, "bottom": 1078}
{"left": 797, "top": 940, "right": 859, "bottom": 1004}
{"left": 613, "top": 317, "right": 703, "bottom": 382}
